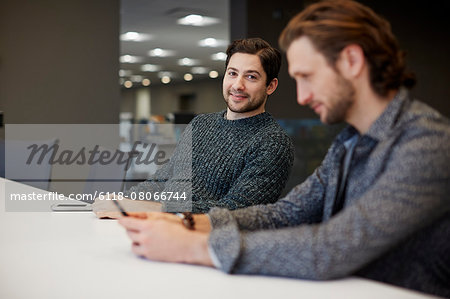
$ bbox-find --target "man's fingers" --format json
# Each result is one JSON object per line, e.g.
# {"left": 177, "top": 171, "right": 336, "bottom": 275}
{"left": 96, "top": 211, "right": 121, "bottom": 219}
{"left": 127, "top": 212, "right": 148, "bottom": 219}
{"left": 118, "top": 216, "right": 149, "bottom": 231}
{"left": 131, "top": 241, "right": 147, "bottom": 257}
{"left": 126, "top": 229, "right": 143, "bottom": 243}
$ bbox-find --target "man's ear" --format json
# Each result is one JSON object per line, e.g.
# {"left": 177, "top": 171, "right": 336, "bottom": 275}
{"left": 266, "top": 78, "right": 278, "bottom": 95}
{"left": 337, "top": 44, "right": 365, "bottom": 79}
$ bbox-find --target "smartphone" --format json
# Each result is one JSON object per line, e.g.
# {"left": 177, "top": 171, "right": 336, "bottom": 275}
{"left": 51, "top": 202, "right": 93, "bottom": 212}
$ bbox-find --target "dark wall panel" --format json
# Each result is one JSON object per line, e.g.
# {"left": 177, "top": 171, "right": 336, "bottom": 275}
{"left": 230, "top": 0, "right": 450, "bottom": 118}
{"left": 0, "top": 0, "right": 121, "bottom": 126}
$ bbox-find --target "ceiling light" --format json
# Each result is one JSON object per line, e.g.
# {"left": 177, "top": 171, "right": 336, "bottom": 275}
{"left": 120, "top": 32, "right": 152, "bottom": 42}
{"left": 120, "top": 55, "right": 142, "bottom": 63}
{"left": 130, "top": 75, "right": 143, "bottom": 82}
{"left": 121, "top": 31, "right": 139, "bottom": 40}
{"left": 148, "top": 48, "right": 176, "bottom": 57}
{"left": 184, "top": 14, "right": 203, "bottom": 24}
{"left": 211, "top": 52, "right": 227, "bottom": 61}
{"left": 178, "top": 58, "right": 199, "bottom": 66}
{"left": 198, "top": 38, "right": 228, "bottom": 47}
{"left": 209, "top": 70, "right": 219, "bottom": 78}
{"left": 191, "top": 67, "right": 209, "bottom": 74}
{"left": 152, "top": 48, "right": 163, "bottom": 56}
{"left": 124, "top": 81, "right": 133, "bottom": 88}
{"left": 158, "top": 71, "right": 175, "bottom": 78}
{"left": 199, "top": 38, "right": 216, "bottom": 47}
{"left": 142, "top": 79, "right": 151, "bottom": 86}
{"left": 184, "top": 73, "right": 193, "bottom": 81}
{"left": 161, "top": 76, "right": 171, "bottom": 84}
{"left": 119, "top": 69, "right": 132, "bottom": 77}
{"left": 141, "top": 64, "right": 161, "bottom": 72}
{"left": 177, "top": 14, "right": 220, "bottom": 26}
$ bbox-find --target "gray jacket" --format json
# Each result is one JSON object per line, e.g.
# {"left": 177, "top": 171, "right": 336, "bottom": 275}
{"left": 208, "top": 90, "right": 450, "bottom": 297}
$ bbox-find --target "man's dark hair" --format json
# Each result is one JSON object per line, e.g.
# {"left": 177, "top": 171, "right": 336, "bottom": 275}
{"left": 279, "top": 0, "right": 415, "bottom": 96}
{"left": 225, "top": 38, "right": 282, "bottom": 86}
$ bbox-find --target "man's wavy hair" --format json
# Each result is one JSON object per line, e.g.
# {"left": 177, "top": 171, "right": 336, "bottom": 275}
{"left": 225, "top": 38, "right": 282, "bottom": 86}
{"left": 279, "top": 0, "right": 415, "bottom": 96}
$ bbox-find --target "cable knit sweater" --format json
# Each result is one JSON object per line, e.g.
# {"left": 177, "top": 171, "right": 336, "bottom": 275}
{"left": 125, "top": 111, "right": 294, "bottom": 213}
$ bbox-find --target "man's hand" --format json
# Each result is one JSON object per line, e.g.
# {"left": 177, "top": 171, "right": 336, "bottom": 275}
{"left": 118, "top": 216, "right": 214, "bottom": 266}
{"left": 92, "top": 197, "right": 162, "bottom": 219}
{"left": 124, "top": 212, "right": 212, "bottom": 233}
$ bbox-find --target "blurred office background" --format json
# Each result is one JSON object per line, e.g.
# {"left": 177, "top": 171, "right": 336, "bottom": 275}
{"left": 1, "top": 0, "right": 449, "bottom": 194}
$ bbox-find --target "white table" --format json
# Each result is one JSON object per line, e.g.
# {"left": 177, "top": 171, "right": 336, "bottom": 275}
{"left": 0, "top": 178, "right": 438, "bottom": 299}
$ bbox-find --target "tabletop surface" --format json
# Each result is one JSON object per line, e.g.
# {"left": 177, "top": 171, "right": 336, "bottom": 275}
{"left": 0, "top": 178, "right": 439, "bottom": 299}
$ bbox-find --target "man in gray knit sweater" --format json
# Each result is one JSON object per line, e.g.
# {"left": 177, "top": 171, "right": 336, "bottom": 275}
{"left": 118, "top": 1, "right": 449, "bottom": 297}
{"left": 94, "top": 38, "right": 294, "bottom": 216}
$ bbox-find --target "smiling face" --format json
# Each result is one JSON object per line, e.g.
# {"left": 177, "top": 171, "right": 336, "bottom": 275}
{"left": 286, "top": 36, "right": 355, "bottom": 125}
{"left": 222, "top": 53, "right": 277, "bottom": 120}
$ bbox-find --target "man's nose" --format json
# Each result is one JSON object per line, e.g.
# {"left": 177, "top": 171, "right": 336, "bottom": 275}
{"left": 297, "top": 82, "right": 312, "bottom": 106}
{"left": 232, "top": 76, "right": 245, "bottom": 91}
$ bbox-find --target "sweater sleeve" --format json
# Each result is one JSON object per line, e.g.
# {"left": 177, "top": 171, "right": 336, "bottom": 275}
{"left": 193, "top": 132, "right": 294, "bottom": 213}
{"left": 123, "top": 123, "right": 193, "bottom": 198}
{"left": 123, "top": 158, "right": 174, "bottom": 197}
{"left": 208, "top": 142, "right": 334, "bottom": 230}
{"left": 208, "top": 126, "right": 450, "bottom": 279}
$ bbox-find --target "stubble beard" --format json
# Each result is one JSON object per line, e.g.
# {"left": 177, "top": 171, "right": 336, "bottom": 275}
{"left": 224, "top": 90, "right": 266, "bottom": 114}
{"left": 322, "top": 74, "right": 355, "bottom": 125}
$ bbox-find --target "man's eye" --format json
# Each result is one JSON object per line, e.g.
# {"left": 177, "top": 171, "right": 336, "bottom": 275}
{"left": 247, "top": 75, "right": 257, "bottom": 80}
{"left": 228, "top": 71, "right": 237, "bottom": 76}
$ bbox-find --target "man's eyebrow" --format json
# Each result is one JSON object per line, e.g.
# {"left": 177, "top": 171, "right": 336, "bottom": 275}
{"left": 290, "top": 68, "right": 311, "bottom": 77}
{"left": 226, "top": 67, "right": 262, "bottom": 77}
{"left": 245, "top": 70, "right": 261, "bottom": 76}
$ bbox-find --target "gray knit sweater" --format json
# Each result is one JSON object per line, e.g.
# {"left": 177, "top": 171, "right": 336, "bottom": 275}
{"left": 208, "top": 90, "right": 450, "bottom": 297}
{"left": 125, "top": 111, "right": 294, "bottom": 213}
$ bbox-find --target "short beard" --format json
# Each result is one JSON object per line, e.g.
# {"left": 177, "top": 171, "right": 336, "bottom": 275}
{"left": 324, "top": 74, "right": 355, "bottom": 124}
{"left": 224, "top": 91, "right": 266, "bottom": 114}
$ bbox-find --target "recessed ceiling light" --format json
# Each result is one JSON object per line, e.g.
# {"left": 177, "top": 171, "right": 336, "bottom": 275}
{"left": 184, "top": 73, "right": 193, "bottom": 81}
{"left": 198, "top": 38, "right": 228, "bottom": 47}
{"left": 148, "top": 48, "right": 176, "bottom": 57}
{"left": 119, "top": 69, "right": 132, "bottom": 77}
{"left": 178, "top": 58, "right": 199, "bottom": 66}
{"left": 158, "top": 71, "right": 176, "bottom": 78}
{"left": 209, "top": 70, "right": 219, "bottom": 78}
{"left": 141, "top": 64, "right": 161, "bottom": 72}
{"left": 211, "top": 52, "right": 227, "bottom": 61}
{"left": 142, "top": 79, "right": 151, "bottom": 86}
{"left": 121, "top": 31, "right": 139, "bottom": 40}
{"left": 184, "top": 14, "right": 203, "bottom": 23}
{"left": 120, "top": 32, "right": 152, "bottom": 42}
{"left": 161, "top": 76, "right": 171, "bottom": 84}
{"left": 191, "top": 67, "right": 209, "bottom": 74}
{"left": 124, "top": 80, "right": 133, "bottom": 88}
{"left": 130, "top": 75, "right": 143, "bottom": 82}
{"left": 177, "top": 14, "right": 220, "bottom": 26}
{"left": 120, "top": 55, "right": 142, "bottom": 63}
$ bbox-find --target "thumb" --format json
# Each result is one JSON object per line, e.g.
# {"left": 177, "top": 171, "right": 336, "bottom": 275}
{"left": 127, "top": 212, "right": 148, "bottom": 219}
